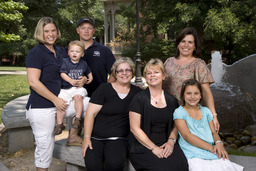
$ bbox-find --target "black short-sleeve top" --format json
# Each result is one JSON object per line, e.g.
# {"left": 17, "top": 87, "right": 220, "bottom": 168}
{"left": 25, "top": 43, "right": 67, "bottom": 109}
{"left": 90, "top": 83, "right": 142, "bottom": 138}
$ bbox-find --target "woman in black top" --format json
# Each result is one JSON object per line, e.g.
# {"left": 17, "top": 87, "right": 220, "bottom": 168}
{"left": 82, "top": 57, "right": 142, "bottom": 171}
{"left": 129, "top": 58, "right": 188, "bottom": 171}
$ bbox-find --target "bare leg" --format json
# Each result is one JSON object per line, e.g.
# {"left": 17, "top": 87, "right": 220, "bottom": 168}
{"left": 73, "top": 95, "right": 83, "bottom": 119}
{"left": 56, "top": 109, "right": 65, "bottom": 125}
{"left": 54, "top": 110, "right": 66, "bottom": 135}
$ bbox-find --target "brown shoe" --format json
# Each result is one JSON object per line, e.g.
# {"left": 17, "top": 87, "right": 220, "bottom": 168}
{"left": 54, "top": 123, "right": 65, "bottom": 135}
{"left": 66, "top": 117, "right": 83, "bottom": 146}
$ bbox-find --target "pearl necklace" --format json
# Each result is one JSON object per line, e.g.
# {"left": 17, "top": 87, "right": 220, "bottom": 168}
{"left": 151, "top": 91, "right": 163, "bottom": 104}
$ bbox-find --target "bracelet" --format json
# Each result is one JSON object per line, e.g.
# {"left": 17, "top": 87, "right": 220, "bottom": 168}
{"left": 213, "top": 113, "right": 217, "bottom": 116}
{"left": 84, "top": 135, "right": 91, "bottom": 138}
{"left": 150, "top": 145, "right": 157, "bottom": 151}
{"left": 168, "top": 137, "right": 176, "bottom": 144}
{"left": 215, "top": 140, "right": 223, "bottom": 145}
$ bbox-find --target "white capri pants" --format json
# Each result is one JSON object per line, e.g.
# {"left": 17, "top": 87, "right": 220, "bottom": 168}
{"left": 26, "top": 97, "right": 90, "bottom": 168}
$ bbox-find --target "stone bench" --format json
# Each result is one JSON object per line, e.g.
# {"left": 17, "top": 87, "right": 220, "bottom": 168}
{"left": 53, "top": 139, "right": 136, "bottom": 171}
{"left": 1, "top": 95, "right": 34, "bottom": 153}
{"left": 53, "top": 140, "right": 256, "bottom": 171}
{"left": 229, "top": 155, "right": 256, "bottom": 171}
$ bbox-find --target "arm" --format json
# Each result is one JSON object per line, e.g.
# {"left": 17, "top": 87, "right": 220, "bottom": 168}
{"left": 85, "top": 72, "right": 93, "bottom": 84}
{"left": 161, "top": 125, "right": 178, "bottom": 158}
{"left": 60, "top": 73, "right": 78, "bottom": 87}
{"left": 175, "top": 119, "right": 214, "bottom": 153}
{"left": 129, "top": 111, "right": 164, "bottom": 158}
{"left": 201, "top": 83, "right": 220, "bottom": 132}
{"left": 209, "top": 121, "right": 228, "bottom": 159}
{"left": 82, "top": 102, "right": 102, "bottom": 157}
{"left": 27, "top": 68, "right": 67, "bottom": 111}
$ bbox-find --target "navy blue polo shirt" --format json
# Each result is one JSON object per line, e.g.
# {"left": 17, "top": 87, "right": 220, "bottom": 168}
{"left": 25, "top": 43, "right": 67, "bottom": 109}
{"left": 81, "top": 40, "right": 115, "bottom": 97}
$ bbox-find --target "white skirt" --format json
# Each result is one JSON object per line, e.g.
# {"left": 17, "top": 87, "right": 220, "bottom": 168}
{"left": 188, "top": 158, "right": 244, "bottom": 171}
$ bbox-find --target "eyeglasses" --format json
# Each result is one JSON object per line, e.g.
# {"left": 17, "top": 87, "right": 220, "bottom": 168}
{"left": 115, "top": 69, "right": 133, "bottom": 74}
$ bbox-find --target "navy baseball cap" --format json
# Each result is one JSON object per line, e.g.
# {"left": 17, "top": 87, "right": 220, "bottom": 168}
{"left": 77, "top": 17, "right": 95, "bottom": 27}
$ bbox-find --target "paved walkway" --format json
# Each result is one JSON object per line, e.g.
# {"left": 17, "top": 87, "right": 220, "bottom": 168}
{"left": 0, "top": 71, "right": 27, "bottom": 75}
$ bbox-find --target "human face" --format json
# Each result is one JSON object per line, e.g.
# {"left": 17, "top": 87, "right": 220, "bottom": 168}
{"left": 43, "top": 23, "right": 58, "bottom": 45}
{"left": 184, "top": 85, "right": 201, "bottom": 107}
{"left": 76, "top": 23, "right": 95, "bottom": 42}
{"left": 115, "top": 63, "right": 133, "bottom": 84}
{"left": 68, "top": 45, "right": 84, "bottom": 63}
{"left": 145, "top": 66, "right": 165, "bottom": 87}
{"left": 178, "top": 34, "right": 195, "bottom": 57}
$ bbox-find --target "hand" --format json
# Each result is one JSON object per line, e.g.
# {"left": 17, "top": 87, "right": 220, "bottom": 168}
{"left": 214, "top": 143, "right": 229, "bottom": 160}
{"left": 86, "top": 76, "right": 92, "bottom": 84}
{"left": 82, "top": 137, "right": 93, "bottom": 158}
{"left": 69, "top": 79, "right": 79, "bottom": 87}
{"left": 76, "top": 76, "right": 87, "bottom": 87}
{"left": 161, "top": 141, "right": 174, "bottom": 158}
{"left": 213, "top": 116, "right": 220, "bottom": 133}
{"left": 152, "top": 146, "right": 164, "bottom": 158}
{"left": 53, "top": 97, "right": 68, "bottom": 111}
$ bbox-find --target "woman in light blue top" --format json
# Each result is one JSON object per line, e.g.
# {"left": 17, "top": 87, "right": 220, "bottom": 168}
{"left": 173, "top": 79, "right": 243, "bottom": 171}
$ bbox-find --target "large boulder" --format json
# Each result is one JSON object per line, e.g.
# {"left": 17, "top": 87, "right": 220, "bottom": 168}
{"left": 210, "top": 83, "right": 256, "bottom": 132}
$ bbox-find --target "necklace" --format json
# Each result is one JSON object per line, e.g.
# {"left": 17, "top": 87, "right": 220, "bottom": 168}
{"left": 151, "top": 91, "right": 163, "bottom": 104}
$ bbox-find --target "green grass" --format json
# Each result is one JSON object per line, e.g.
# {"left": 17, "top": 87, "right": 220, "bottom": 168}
{"left": 0, "top": 66, "right": 26, "bottom": 71}
{"left": 0, "top": 74, "right": 30, "bottom": 123}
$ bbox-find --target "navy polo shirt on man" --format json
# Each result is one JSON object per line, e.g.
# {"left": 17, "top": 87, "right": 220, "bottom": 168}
{"left": 81, "top": 40, "right": 115, "bottom": 97}
{"left": 25, "top": 43, "right": 67, "bottom": 109}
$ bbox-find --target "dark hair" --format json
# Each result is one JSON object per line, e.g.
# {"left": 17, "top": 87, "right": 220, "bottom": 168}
{"left": 175, "top": 27, "right": 201, "bottom": 58}
{"left": 180, "top": 79, "right": 203, "bottom": 106}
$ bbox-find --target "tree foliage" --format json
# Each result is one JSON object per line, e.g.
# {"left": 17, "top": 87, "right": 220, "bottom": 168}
{"left": 0, "top": 0, "right": 28, "bottom": 42}
{"left": 124, "top": 0, "right": 256, "bottom": 64}
{"left": 1, "top": 0, "right": 104, "bottom": 65}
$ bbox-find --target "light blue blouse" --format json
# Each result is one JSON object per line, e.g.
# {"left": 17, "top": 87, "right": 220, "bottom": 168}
{"left": 173, "top": 106, "right": 218, "bottom": 160}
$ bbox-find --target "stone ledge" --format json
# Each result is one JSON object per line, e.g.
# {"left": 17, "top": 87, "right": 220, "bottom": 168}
{"left": 53, "top": 139, "right": 135, "bottom": 171}
{"left": 0, "top": 162, "right": 9, "bottom": 171}
{"left": 53, "top": 139, "right": 85, "bottom": 167}
{"left": 229, "top": 155, "right": 256, "bottom": 171}
{"left": 1, "top": 95, "right": 34, "bottom": 153}
{"left": 1, "top": 95, "right": 30, "bottom": 129}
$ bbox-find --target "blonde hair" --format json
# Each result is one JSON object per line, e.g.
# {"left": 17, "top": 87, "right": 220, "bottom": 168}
{"left": 143, "top": 58, "right": 165, "bottom": 77}
{"left": 68, "top": 40, "right": 85, "bottom": 52}
{"left": 111, "top": 57, "right": 135, "bottom": 79}
{"left": 34, "top": 17, "right": 61, "bottom": 43}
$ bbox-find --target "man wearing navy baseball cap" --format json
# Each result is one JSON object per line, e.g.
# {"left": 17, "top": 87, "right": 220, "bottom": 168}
{"left": 76, "top": 17, "right": 116, "bottom": 97}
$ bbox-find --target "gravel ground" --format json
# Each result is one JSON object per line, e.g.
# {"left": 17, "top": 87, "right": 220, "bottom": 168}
{"left": 0, "top": 128, "right": 67, "bottom": 171}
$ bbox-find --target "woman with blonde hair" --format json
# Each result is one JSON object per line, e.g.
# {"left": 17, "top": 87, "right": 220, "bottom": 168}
{"left": 25, "top": 17, "right": 68, "bottom": 171}
{"left": 128, "top": 58, "right": 188, "bottom": 171}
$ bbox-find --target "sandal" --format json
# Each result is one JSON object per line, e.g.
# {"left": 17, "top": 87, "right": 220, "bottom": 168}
{"left": 54, "top": 123, "right": 65, "bottom": 135}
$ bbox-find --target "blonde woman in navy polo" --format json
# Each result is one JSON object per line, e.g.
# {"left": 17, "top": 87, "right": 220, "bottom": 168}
{"left": 25, "top": 17, "right": 68, "bottom": 170}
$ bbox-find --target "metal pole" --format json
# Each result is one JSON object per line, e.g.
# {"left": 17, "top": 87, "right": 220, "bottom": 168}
{"left": 135, "top": 0, "right": 143, "bottom": 84}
